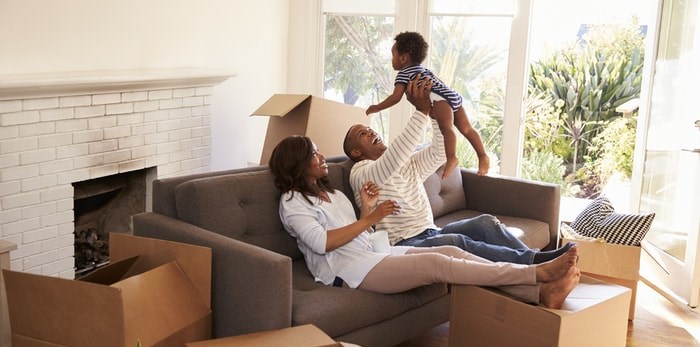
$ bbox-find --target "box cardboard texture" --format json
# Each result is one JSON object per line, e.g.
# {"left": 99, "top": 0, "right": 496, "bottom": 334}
{"left": 186, "top": 324, "right": 341, "bottom": 347}
{"left": 252, "top": 94, "right": 368, "bottom": 164}
{"left": 449, "top": 276, "right": 631, "bottom": 347}
{"left": 3, "top": 233, "right": 212, "bottom": 347}
{"left": 561, "top": 232, "right": 641, "bottom": 320}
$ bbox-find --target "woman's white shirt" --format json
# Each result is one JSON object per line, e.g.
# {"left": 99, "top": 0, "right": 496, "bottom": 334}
{"left": 279, "top": 189, "right": 408, "bottom": 288}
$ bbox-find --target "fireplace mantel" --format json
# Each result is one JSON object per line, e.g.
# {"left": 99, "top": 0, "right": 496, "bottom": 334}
{"left": 0, "top": 68, "right": 233, "bottom": 279}
{"left": 0, "top": 68, "right": 235, "bottom": 100}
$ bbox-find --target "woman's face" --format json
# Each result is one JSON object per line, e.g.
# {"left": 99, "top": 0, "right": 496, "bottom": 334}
{"left": 306, "top": 142, "right": 328, "bottom": 183}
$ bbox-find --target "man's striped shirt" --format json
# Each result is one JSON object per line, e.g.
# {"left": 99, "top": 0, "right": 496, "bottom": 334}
{"left": 349, "top": 111, "right": 446, "bottom": 245}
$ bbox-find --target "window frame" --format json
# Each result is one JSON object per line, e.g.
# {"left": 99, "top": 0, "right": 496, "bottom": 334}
{"left": 288, "top": 0, "right": 531, "bottom": 177}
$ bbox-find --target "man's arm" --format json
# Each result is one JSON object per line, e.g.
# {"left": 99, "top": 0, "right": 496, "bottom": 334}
{"left": 351, "top": 76, "right": 434, "bottom": 187}
{"left": 413, "top": 118, "right": 447, "bottom": 181}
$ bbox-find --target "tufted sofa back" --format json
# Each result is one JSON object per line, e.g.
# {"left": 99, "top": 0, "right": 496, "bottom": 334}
{"left": 150, "top": 156, "right": 465, "bottom": 259}
{"left": 162, "top": 160, "right": 353, "bottom": 260}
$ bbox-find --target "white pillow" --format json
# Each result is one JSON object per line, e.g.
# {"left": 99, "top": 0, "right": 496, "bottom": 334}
{"left": 560, "top": 222, "right": 605, "bottom": 243}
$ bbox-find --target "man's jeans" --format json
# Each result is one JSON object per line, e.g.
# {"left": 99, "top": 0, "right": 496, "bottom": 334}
{"left": 395, "top": 214, "right": 536, "bottom": 264}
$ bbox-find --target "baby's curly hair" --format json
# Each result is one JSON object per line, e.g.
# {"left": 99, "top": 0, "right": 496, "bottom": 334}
{"left": 394, "top": 31, "right": 428, "bottom": 64}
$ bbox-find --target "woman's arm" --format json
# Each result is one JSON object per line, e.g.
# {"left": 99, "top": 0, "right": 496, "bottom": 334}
{"left": 280, "top": 191, "right": 399, "bottom": 253}
{"left": 327, "top": 199, "right": 400, "bottom": 251}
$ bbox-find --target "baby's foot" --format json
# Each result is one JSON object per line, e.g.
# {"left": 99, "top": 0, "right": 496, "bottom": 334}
{"left": 441, "top": 157, "right": 459, "bottom": 179}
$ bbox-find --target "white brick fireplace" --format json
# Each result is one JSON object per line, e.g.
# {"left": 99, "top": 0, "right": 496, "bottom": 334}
{"left": 0, "top": 69, "right": 232, "bottom": 279}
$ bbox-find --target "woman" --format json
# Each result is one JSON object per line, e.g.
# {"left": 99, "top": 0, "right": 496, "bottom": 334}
{"left": 269, "top": 135, "right": 580, "bottom": 309}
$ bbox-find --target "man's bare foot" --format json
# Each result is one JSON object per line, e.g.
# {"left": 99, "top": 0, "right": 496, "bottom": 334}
{"left": 441, "top": 157, "right": 459, "bottom": 179}
{"left": 540, "top": 266, "right": 581, "bottom": 309}
{"left": 535, "top": 245, "right": 578, "bottom": 282}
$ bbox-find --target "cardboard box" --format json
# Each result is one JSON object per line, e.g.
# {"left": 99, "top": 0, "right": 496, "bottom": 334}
{"left": 186, "top": 324, "right": 341, "bottom": 347}
{"left": 3, "top": 233, "right": 212, "bottom": 347}
{"left": 561, "top": 233, "right": 641, "bottom": 320}
{"left": 449, "top": 276, "right": 631, "bottom": 347}
{"left": 251, "top": 94, "right": 367, "bottom": 164}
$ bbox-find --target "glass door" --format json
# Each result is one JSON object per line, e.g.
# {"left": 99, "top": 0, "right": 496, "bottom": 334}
{"left": 637, "top": 0, "right": 700, "bottom": 307}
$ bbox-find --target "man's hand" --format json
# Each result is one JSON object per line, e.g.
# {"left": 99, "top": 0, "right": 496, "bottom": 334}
{"left": 406, "top": 74, "right": 433, "bottom": 116}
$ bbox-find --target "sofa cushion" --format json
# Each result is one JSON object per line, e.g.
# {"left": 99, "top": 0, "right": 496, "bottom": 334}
{"left": 289, "top": 261, "right": 448, "bottom": 338}
{"left": 424, "top": 167, "right": 467, "bottom": 220}
{"left": 434, "top": 210, "right": 551, "bottom": 250}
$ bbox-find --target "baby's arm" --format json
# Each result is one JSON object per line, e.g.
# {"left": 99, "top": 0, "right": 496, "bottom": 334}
{"left": 366, "top": 84, "right": 407, "bottom": 115}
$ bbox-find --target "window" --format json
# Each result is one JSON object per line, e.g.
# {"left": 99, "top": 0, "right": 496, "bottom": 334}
{"left": 322, "top": 0, "right": 395, "bottom": 140}
{"left": 427, "top": 0, "right": 516, "bottom": 172}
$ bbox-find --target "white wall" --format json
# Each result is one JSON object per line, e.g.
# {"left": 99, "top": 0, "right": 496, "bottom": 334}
{"left": 0, "top": 0, "right": 290, "bottom": 169}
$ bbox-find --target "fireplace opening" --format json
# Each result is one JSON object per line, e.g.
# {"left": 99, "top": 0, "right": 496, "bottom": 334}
{"left": 72, "top": 168, "right": 154, "bottom": 278}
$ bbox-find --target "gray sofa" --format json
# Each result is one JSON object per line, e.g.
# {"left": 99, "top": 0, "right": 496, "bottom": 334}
{"left": 132, "top": 157, "right": 560, "bottom": 347}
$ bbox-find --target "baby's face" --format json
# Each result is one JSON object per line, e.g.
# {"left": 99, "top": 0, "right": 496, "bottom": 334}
{"left": 390, "top": 43, "right": 407, "bottom": 71}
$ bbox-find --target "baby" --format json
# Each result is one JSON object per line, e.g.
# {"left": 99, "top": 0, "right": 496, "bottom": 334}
{"left": 366, "top": 31, "right": 489, "bottom": 178}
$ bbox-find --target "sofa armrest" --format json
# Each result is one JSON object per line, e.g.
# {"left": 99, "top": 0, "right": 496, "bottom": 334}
{"left": 460, "top": 168, "right": 561, "bottom": 249}
{"left": 132, "top": 212, "right": 292, "bottom": 338}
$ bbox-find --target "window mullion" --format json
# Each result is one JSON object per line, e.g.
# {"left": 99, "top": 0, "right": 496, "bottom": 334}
{"left": 500, "top": 0, "right": 532, "bottom": 177}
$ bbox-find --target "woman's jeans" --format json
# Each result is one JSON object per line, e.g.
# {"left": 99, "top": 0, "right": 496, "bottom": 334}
{"left": 395, "top": 214, "right": 536, "bottom": 264}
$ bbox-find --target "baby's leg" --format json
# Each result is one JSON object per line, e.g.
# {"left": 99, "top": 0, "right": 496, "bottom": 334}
{"left": 453, "top": 106, "right": 471, "bottom": 136}
{"left": 432, "top": 100, "right": 459, "bottom": 179}
{"left": 454, "top": 106, "right": 489, "bottom": 175}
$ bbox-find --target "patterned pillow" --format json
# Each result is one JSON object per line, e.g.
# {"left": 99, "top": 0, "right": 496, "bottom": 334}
{"left": 570, "top": 196, "right": 655, "bottom": 246}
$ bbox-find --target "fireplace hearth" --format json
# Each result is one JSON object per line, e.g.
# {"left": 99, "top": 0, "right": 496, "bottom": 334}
{"left": 72, "top": 168, "right": 153, "bottom": 277}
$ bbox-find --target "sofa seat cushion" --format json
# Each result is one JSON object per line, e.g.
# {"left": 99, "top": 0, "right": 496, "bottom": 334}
{"left": 290, "top": 260, "right": 448, "bottom": 338}
{"left": 434, "top": 210, "right": 550, "bottom": 250}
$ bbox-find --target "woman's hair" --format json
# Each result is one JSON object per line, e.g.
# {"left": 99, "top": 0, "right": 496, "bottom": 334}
{"left": 269, "top": 135, "right": 333, "bottom": 203}
{"left": 394, "top": 31, "right": 428, "bottom": 64}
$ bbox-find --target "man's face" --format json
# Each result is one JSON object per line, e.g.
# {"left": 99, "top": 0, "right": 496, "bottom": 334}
{"left": 346, "top": 124, "right": 387, "bottom": 161}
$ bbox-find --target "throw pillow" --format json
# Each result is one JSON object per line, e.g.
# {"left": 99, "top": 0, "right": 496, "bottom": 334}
{"left": 570, "top": 196, "right": 655, "bottom": 246}
{"left": 560, "top": 222, "right": 604, "bottom": 243}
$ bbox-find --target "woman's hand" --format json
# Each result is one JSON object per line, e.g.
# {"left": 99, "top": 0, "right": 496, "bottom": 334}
{"left": 367, "top": 200, "right": 400, "bottom": 224}
{"left": 359, "top": 181, "right": 380, "bottom": 210}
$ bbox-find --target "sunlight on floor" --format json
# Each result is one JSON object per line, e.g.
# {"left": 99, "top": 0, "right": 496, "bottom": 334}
{"left": 639, "top": 279, "right": 700, "bottom": 343}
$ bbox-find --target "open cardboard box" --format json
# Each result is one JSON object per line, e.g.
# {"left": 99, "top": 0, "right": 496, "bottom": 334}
{"left": 3, "top": 233, "right": 212, "bottom": 347}
{"left": 449, "top": 276, "right": 631, "bottom": 347}
{"left": 186, "top": 324, "right": 341, "bottom": 347}
{"left": 251, "top": 94, "right": 367, "bottom": 164}
{"left": 560, "top": 227, "right": 641, "bottom": 320}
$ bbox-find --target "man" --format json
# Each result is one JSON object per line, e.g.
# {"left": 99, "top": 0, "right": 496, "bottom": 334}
{"left": 344, "top": 75, "right": 573, "bottom": 264}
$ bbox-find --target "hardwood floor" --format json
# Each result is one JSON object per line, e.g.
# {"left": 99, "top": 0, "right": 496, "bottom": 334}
{"left": 396, "top": 279, "right": 700, "bottom": 347}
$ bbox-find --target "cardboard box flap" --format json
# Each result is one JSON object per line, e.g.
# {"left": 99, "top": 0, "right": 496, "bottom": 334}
{"left": 562, "top": 236, "right": 641, "bottom": 280}
{"left": 115, "top": 261, "right": 211, "bottom": 347}
{"left": 3, "top": 269, "right": 127, "bottom": 346}
{"left": 251, "top": 94, "right": 311, "bottom": 117}
{"left": 186, "top": 324, "right": 336, "bottom": 347}
{"left": 79, "top": 255, "right": 139, "bottom": 284}
{"left": 554, "top": 276, "right": 631, "bottom": 313}
{"left": 109, "top": 233, "right": 212, "bottom": 307}
{"left": 253, "top": 93, "right": 368, "bottom": 164}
